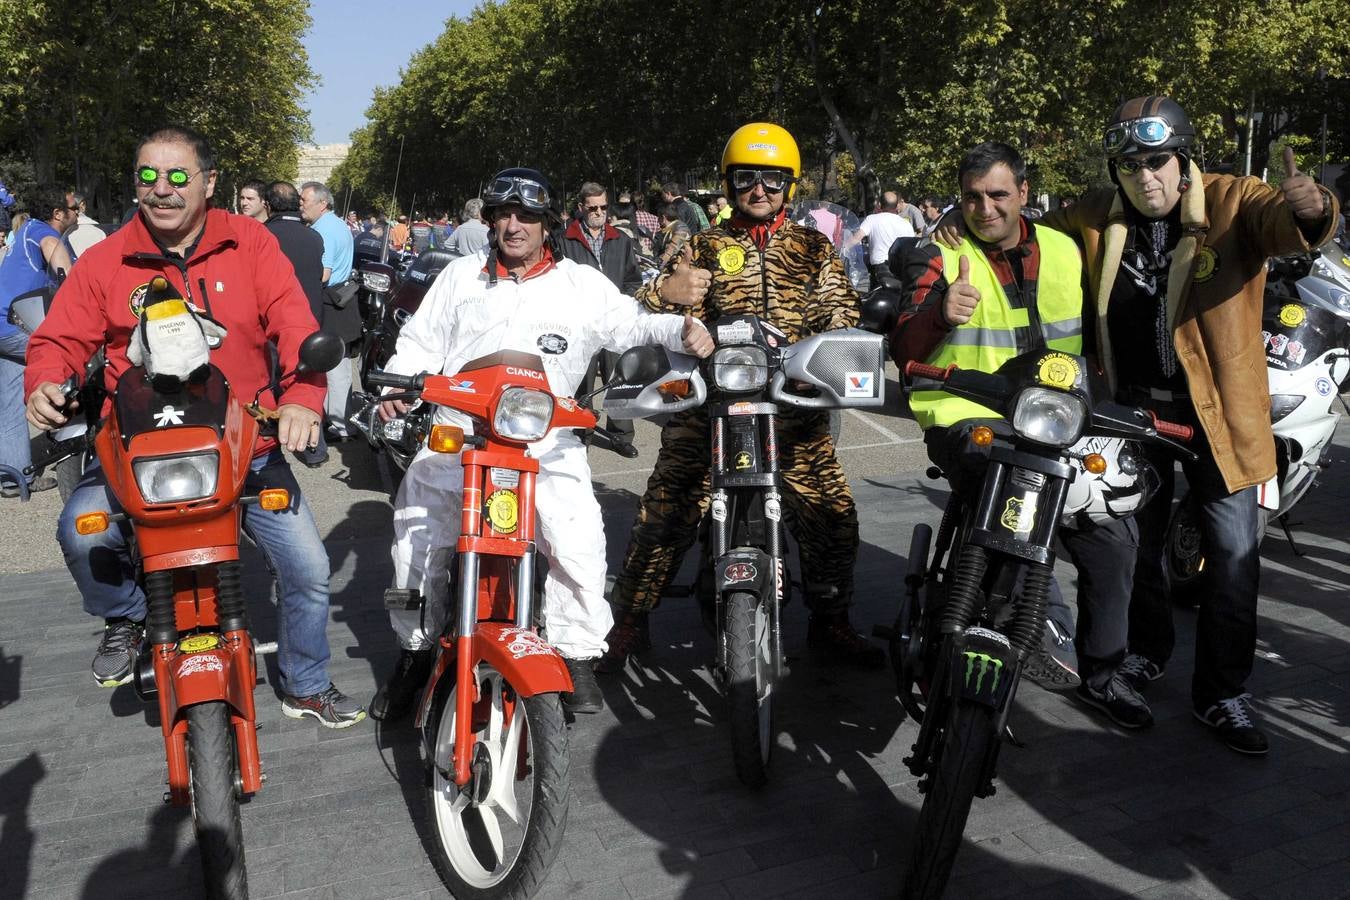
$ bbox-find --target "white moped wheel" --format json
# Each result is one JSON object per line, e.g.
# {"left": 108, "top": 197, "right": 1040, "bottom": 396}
{"left": 425, "top": 665, "right": 569, "bottom": 899}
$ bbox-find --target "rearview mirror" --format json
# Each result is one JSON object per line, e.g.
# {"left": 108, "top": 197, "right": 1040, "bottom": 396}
{"left": 615, "top": 346, "right": 663, "bottom": 385}
{"left": 297, "top": 331, "right": 344, "bottom": 374}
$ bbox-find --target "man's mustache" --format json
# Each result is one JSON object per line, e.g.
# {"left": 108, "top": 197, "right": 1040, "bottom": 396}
{"left": 142, "top": 195, "right": 187, "bottom": 209}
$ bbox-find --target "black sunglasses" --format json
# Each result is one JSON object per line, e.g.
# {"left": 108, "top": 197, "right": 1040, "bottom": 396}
{"left": 1116, "top": 152, "right": 1175, "bottom": 176}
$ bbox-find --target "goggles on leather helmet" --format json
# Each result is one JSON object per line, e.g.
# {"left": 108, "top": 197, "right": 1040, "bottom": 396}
{"left": 483, "top": 175, "right": 552, "bottom": 213}
{"left": 1103, "top": 117, "right": 1176, "bottom": 155}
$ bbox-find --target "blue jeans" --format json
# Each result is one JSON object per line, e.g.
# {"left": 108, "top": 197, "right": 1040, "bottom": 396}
{"left": 57, "top": 450, "right": 333, "bottom": 697}
{"left": 1129, "top": 407, "right": 1261, "bottom": 710}
{"left": 0, "top": 329, "right": 33, "bottom": 488}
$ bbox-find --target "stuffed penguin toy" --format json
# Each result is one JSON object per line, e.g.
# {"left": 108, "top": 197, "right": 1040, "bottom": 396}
{"left": 127, "top": 276, "right": 228, "bottom": 389}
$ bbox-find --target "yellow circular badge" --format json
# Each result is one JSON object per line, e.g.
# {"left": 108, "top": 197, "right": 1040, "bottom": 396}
{"left": 718, "top": 246, "right": 746, "bottom": 275}
{"left": 1278, "top": 304, "right": 1306, "bottom": 328}
{"left": 180, "top": 634, "right": 221, "bottom": 654}
{"left": 1193, "top": 247, "right": 1219, "bottom": 283}
{"left": 1036, "top": 353, "right": 1080, "bottom": 390}
{"left": 486, "top": 490, "right": 519, "bottom": 533}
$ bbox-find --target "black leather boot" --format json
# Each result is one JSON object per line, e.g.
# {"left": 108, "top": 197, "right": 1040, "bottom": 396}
{"left": 370, "top": 648, "right": 433, "bottom": 722}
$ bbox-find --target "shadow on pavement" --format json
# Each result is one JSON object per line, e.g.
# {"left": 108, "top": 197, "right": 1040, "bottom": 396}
{"left": 0, "top": 752, "right": 46, "bottom": 899}
{"left": 78, "top": 803, "right": 191, "bottom": 898}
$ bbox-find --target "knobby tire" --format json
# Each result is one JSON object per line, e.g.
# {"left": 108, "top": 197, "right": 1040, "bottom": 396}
{"left": 901, "top": 699, "right": 998, "bottom": 899}
{"left": 186, "top": 701, "right": 248, "bottom": 900}
{"left": 725, "top": 591, "right": 772, "bottom": 788}
{"left": 425, "top": 678, "right": 570, "bottom": 900}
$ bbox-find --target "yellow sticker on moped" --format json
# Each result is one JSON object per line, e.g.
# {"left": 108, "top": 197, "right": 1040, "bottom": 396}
{"left": 1036, "top": 352, "right": 1079, "bottom": 390}
{"left": 179, "top": 634, "right": 221, "bottom": 654}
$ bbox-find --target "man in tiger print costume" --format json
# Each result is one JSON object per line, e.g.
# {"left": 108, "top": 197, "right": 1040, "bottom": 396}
{"left": 597, "top": 122, "right": 884, "bottom": 673}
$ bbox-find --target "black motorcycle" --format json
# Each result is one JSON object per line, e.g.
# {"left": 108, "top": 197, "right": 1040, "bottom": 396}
{"left": 885, "top": 350, "right": 1193, "bottom": 897}
{"left": 606, "top": 315, "right": 886, "bottom": 786}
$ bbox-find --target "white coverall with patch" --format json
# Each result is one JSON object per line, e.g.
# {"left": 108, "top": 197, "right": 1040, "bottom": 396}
{"left": 385, "top": 250, "right": 689, "bottom": 658}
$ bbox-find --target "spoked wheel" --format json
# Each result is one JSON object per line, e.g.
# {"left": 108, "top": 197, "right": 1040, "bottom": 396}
{"left": 725, "top": 591, "right": 774, "bottom": 787}
{"left": 425, "top": 665, "right": 569, "bottom": 899}
{"left": 185, "top": 701, "right": 248, "bottom": 900}
{"left": 900, "top": 698, "right": 998, "bottom": 900}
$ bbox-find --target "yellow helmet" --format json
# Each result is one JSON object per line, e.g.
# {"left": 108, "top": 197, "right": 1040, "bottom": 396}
{"left": 721, "top": 122, "right": 801, "bottom": 200}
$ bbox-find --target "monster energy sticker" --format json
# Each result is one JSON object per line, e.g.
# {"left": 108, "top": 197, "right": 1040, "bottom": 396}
{"left": 963, "top": 651, "right": 1004, "bottom": 695}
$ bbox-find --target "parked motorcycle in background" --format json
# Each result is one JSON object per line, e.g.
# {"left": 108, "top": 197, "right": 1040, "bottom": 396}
{"left": 1167, "top": 239, "right": 1350, "bottom": 592}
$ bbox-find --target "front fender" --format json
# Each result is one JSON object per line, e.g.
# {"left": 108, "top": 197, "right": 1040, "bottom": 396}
{"left": 474, "top": 623, "right": 573, "bottom": 697}
{"left": 717, "top": 548, "right": 774, "bottom": 597}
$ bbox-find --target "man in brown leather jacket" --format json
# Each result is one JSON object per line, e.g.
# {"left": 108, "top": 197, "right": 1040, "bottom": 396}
{"left": 1040, "top": 96, "right": 1338, "bottom": 755}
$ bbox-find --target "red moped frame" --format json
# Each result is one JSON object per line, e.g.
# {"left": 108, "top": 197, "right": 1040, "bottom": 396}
{"left": 394, "top": 351, "right": 595, "bottom": 788}
{"left": 88, "top": 364, "right": 269, "bottom": 804}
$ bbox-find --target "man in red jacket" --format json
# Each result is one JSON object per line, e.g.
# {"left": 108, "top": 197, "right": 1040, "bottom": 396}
{"left": 25, "top": 126, "right": 366, "bottom": 727}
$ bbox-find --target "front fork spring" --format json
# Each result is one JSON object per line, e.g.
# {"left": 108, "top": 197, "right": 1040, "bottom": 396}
{"left": 1007, "top": 564, "right": 1051, "bottom": 658}
{"left": 940, "top": 543, "right": 987, "bottom": 634}
{"left": 145, "top": 570, "right": 176, "bottom": 645}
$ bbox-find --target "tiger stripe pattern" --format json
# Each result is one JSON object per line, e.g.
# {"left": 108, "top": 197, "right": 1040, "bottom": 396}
{"left": 611, "top": 218, "right": 862, "bottom": 614}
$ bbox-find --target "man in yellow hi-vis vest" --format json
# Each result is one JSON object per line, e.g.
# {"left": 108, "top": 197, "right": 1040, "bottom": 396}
{"left": 890, "top": 142, "right": 1153, "bottom": 729}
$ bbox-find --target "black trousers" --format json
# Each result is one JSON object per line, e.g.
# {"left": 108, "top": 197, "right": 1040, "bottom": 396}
{"left": 925, "top": 424, "right": 1138, "bottom": 690}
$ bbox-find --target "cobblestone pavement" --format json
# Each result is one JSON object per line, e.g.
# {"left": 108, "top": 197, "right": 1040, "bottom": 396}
{"left": 1, "top": 409, "right": 1347, "bottom": 899}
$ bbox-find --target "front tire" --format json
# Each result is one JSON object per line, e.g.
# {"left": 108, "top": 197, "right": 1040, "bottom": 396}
{"left": 901, "top": 699, "right": 998, "bottom": 899}
{"left": 425, "top": 665, "right": 569, "bottom": 899}
{"left": 185, "top": 701, "right": 248, "bottom": 899}
{"left": 725, "top": 591, "right": 774, "bottom": 788}
{"left": 54, "top": 454, "right": 85, "bottom": 503}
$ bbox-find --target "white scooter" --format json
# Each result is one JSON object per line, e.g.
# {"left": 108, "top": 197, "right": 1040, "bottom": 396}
{"left": 1167, "top": 240, "right": 1350, "bottom": 589}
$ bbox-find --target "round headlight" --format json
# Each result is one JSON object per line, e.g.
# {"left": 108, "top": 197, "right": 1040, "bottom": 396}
{"left": 1011, "top": 388, "right": 1086, "bottom": 447}
{"left": 711, "top": 346, "right": 768, "bottom": 392}
{"left": 494, "top": 388, "right": 553, "bottom": 441}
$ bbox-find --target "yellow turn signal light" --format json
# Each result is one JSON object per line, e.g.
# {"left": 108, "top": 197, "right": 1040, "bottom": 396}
{"left": 1083, "top": 453, "right": 1107, "bottom": 475}
{"left": 258, "top": 488, "right": 290, "bottom": 511}
{"left": 656, "top": 379, "right": 691, "bottom": 399}
{"left": 970, "top": 426, "right": 995, "bottom": 447}
{"left": 428, "top": 425, "right": 465, "bottom": 454}
{"left": 75, "top": 512, "right": 110, "bottom": 535}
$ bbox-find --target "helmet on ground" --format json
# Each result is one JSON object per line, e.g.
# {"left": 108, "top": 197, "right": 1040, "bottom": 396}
{"left": 721, "top": 123, "right": 801, "bottom": 201}
{"left": 1104, "top": 96, "right": 1196, "bottom": 189}
{"left": 1059, "top": 437, "right": 1160, "bottom": 527}
{"left": 481, "top": 167, "right": 562, "bottom": 227}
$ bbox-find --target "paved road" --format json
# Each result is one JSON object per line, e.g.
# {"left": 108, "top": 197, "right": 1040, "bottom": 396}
{"left": 1, "top": 371, "right": 1348, "bottom": 898}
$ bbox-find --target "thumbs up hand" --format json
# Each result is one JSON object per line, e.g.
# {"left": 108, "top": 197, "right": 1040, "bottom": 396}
{"left": 943, "top": 254, "right": 982, "bottom": 326}
{"left": 680, "top": 313, "right": 714, "bottom": 358}
{"left": 661, "top": 241, "right": 712, "bottom": 307}
{"left": 1280, "top": 145, "right": 1327, "bottom": 222}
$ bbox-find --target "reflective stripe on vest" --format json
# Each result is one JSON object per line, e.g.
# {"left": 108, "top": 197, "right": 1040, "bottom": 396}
{"left": 910, "top": 226, "right": 1084, "bottom": 429}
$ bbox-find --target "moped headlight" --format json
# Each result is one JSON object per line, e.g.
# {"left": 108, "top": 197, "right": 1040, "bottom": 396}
{"left": 494, "top": 388, "right": 553, "bottom": 441}
{"left": 133, "top": 452, "right": 219, "bottom": 503}
{"left": 1011, "top": 388, "right": 1086, "bottom": 447}
{"left": 362, "top": 271, "right": 392, "bottom": 293}
{"left": 711, "top": 346, "right": 768, "bottom": 392}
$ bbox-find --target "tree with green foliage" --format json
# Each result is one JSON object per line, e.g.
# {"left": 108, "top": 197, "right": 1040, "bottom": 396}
{"left": 0, "top": 0, "right": 315, "bottom": 220}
